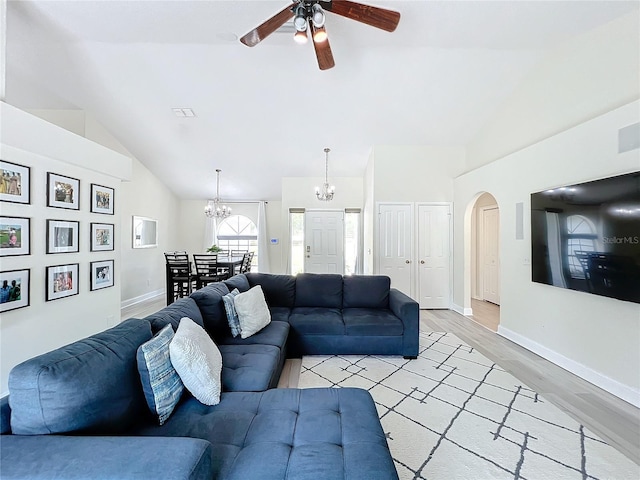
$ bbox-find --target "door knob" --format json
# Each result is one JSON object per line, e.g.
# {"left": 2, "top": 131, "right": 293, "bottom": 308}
{"left": 420, "top": 260, "right": 425, "bottom": 264}
{"left": 405, "top": 260, "right": 410, "bottom": 264}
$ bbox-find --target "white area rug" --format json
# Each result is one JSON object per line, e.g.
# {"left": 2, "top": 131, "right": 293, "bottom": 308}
{"left": 298, "top": 332, "right": 639, "bottom": 480}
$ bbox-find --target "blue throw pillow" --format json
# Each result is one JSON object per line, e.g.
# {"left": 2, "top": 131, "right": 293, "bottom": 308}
{"left": 136, "top": 324, "right": 184, "bottom": 425}
{"left": 222, "top": 288, "right": 241, "bottom": 337}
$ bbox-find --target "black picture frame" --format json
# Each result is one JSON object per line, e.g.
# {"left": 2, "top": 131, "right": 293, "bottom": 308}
{"left": 0, "top": 268, "right": 30, "bottom": 312}
{"left": 91, "top": 183, "right": 115, "bottom": 215}
{"left": 90, "top": 222, "right": 114, "bottom": 252}
{"left": 0, "top": 216, "right": 30, "bottom": 257}
{"left": 47, "top": 172, "right": 80, "bottom": 210}
{"left": 90, "top": 260, "right": 114, "bottom": 291}
{"left": 47, "top": 220, "right": 80, "bottom": 254}
{"left": 0, "top": 161, "right": 31, "bottom": 204}
{"left": 46, "top": 263, "right": 79, "bottom": 301}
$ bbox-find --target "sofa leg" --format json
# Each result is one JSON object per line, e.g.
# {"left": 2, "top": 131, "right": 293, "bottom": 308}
{"left": 403, "top": 355, "right": 417, "bottom": 360}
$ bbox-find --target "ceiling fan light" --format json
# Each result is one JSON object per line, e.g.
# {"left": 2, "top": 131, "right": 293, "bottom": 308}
{"left": 311, "top": 4, "right": 325, "bottom": 28}
{"left": 312, "top": 25, "right": 328, "bottom": 43}
{"left": 294, "top": 28, "right": 308, "bottom": 44}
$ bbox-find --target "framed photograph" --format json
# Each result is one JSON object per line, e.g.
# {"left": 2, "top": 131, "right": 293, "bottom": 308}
{"left": 90, "top": 260, "right": 114, "bottom": 291}
{"left": 47, "top": 172, "right": 80, "bottom": 210}
{"left": 47, "top": 220, "right": 80, "bottom": 254}
{"left": 46, "top": 263, "right": 79, "bottom": 301}
{"left": 0, "top": 216, "right": 30, "bottom": 257}
{"left": 0, "top": 161, "right": 30, "bottom": 204}
{"left": 0, "top": 269, "right": 30, "bottom": 313}
{"left": 90, "top": 222, "right": 114, "bottom": 251}
{"left": 91, "top": 184, "right": 114, "bottom": 215}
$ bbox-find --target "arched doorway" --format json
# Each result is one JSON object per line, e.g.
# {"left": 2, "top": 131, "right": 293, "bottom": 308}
{"left": 469, "top": 192, "right": 501, "bottom": 331}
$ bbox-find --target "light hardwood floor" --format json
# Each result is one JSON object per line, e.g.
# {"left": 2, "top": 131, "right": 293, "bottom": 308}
{"left": 123, "top": 297, "right": 640, "bottom": 465}
{"left": 470, "top": 298, "right": 500, "bottom": 331}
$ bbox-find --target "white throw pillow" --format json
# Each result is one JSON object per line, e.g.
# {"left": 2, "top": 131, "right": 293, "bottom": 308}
{"left": 234, "top": 285, "right": 271, "bottom": 339}
{"left": 169, "top": 317, "right": 222, "bottom": 406}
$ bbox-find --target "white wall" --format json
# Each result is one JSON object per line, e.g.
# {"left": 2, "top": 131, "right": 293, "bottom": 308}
{"left": 466, "top": 11, "right": 640, "bottom": 170}
{"left": 119, "top": 158, "right": 181, "bottom": 304}
{"left": 453, "top": 101, "right": 640, "bottom": 406}
{"left": 363, "top": 150, "right": 375, "bottom": 274}
{"left": 372, "top": 146, "right": 466, "bottom": 202}
{"left": 0, "top": 103, "right": 131, "bottom": 394}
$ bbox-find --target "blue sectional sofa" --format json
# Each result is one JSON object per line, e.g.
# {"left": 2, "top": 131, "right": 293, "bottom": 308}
{"left": 1, "top": 273, "right": 418, "bottom": 479}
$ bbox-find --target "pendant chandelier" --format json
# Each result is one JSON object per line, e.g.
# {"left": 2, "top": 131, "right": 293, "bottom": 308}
{"left": 315, "top": 147, "right": 335, "bottom": 201}
{"left": 204, "top": 169, "right": 232, "bottom": 218}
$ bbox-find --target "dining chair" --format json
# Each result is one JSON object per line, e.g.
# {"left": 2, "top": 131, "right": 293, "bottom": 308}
{"left": 164, "top": 251, "right": 194, "bottom": 305}
{"left": 239, "top": 252, "right": 254, "bottom": 274}
{"left": 192, "top": 254, "right": 230, "bottom": 288}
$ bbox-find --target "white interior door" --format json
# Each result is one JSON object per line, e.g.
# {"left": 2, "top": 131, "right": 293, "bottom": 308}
{"left": 377, "top": 203, "right": 413, "bottom": 296}
{"left": 481, "top": 207, "right": 500, "bottom": 304}
{"left": 304, "top": 210, "right": 344, "bottom": 274}
{"left": 418, "top": 204, "right": 451, "bottom": 309}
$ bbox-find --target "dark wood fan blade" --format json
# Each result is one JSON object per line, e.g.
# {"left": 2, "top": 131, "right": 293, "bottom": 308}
{"left": 326, "top": 0, "right": 400, "bottom": 32}
{"left": 311, "top": 28, "right": 335, "bottom": 70}
{"left": 240, "top": 3, "right": 295, "bottom": 47}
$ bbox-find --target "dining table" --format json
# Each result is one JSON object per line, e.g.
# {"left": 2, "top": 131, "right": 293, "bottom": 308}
{"left": 216, "top": 255, "right": 244, "bottom": 278}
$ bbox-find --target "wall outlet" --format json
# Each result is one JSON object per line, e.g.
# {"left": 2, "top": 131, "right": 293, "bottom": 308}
{"left": 523, "top": 257, "right": 531, "bottom": 265}
{"left": 147, "top": 279, "right": 151, "bottom": 286}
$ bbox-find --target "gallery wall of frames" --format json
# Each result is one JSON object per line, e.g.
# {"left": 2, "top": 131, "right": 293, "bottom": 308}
{"left": 0, "top": 157, "right": 120, "bottom": 314}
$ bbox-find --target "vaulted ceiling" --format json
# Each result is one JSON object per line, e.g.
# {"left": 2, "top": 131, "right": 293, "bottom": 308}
{"left": 5, "top": 1, "right": 638, "bottom": 200}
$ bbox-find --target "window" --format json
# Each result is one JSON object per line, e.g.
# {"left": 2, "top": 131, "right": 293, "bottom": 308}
{"left": 565, "top": 214, "right": 597, "bottom": 279}
{"left": 290, "top": 209, "right": 305, "bottom": 275}
{"left": 217, "top": 215, "right": 258, "bottom": 270}
{"left": 344, "top": 209, "right": 361, "bottom": 275}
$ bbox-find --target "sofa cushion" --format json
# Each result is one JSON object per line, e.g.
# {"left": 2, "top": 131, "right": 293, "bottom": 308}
{"left": 269, "top": 306, "right": 291, "bottom": 323}
{"left": 0, "top": 435, "right": 213, "bottom": 480}
{"left": 190, "top": 282, "right": 230, "bottom": 339}
{"left": 289, "top": 307, "right": 344, "bottom": 335}
{"left": 246, "top": 273, "right": 296, "bottom": 308}
{"left": 0, "top": 396, "right": 11, "bottom": 434}
{"left": 218, "top": 344, "right": 281, "bottom": 392}
{"left": 143, "top": 297, "right": 204, "bottom": 334}
{"left": 343, "top": 275, "right": 390, "bottom": 309}
{"left": 294, "top": 273, "right": 343, "bottom": 308}
{"left": 235, "top": 286, "right": 271, "bottom": 339}
{"left": 342, "top": 308, "right": 404, "bottom": 336}
{"left": 131, "top": 388, "right": 398, "bottom": 480}
{"left": 8, "top": 318, "right": 152, "bottom": 435}
{"left": 224, "top": 274, "right": 250, "bottom": 293}
{"left": 217, "top": 320, "right": 289, "bottom": 351}
{"left": 136, "top": 324, "right": 184, "bottom": 425}
{"left": 170, "top": 318, "right": 222, "bottom": 406}
{"left": 222, "top": 288, "right": 242, "bottom": 337}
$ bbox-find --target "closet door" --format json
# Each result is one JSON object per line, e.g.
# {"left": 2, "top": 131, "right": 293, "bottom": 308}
{"left": 377, "top": 203, "right": 413, "bottom": 296}
{"left": 417, "top": 204, "right": 451, "bottom": 309}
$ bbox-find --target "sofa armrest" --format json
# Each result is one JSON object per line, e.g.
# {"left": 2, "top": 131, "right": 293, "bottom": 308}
{"left": 0, "top": 435, "right": 212, "bottom": 480}
{"left": 389, "top": 288, "right": 419, "bottom": 358}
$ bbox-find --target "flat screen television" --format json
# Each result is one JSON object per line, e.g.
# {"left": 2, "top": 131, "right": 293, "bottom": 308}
{"left": 531, "top": 171, "right": 640, "bottom": 304}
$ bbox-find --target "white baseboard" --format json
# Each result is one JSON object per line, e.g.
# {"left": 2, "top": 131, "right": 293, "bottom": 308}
{"left": 451, "top": 303, "right": 473, "bottom": 316}
{"left": 498, "top": 326, "right": 640, "bottom": 408}
{"left": 121, "top": 289, "right": 164, "bottom": 310}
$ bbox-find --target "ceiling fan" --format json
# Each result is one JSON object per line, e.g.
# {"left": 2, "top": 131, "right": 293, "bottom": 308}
{"left": 240, "top": 0, "right": 401, "bottom": 70}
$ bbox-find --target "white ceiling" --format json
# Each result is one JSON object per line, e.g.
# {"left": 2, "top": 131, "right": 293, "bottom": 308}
{"left": 5, "top": 1, "right": 638, "bottom": 200}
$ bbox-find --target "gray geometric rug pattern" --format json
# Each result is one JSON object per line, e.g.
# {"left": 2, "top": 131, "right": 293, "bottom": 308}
{"left": 298, "top": 332, "right": 639, "bottom": 480}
